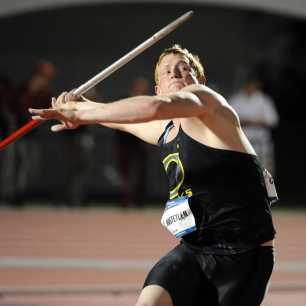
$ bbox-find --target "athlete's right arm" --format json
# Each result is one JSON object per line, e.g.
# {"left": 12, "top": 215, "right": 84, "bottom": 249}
{"left": 30, "top": 88, "right": 209, "bottom": 143}
{"left": 52, "top": 93, "right": 167, "bottom": 145}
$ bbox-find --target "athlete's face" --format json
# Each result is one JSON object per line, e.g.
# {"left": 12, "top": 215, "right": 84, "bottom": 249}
{"left": 155, "top": 53, "right": 199, "bottom": 95}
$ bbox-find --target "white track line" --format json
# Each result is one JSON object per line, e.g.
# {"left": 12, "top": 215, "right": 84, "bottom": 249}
{"left": 0, "top": 257, "right": 306, "bottom": 272}
{"left": 0, "top": 257, "right": 153, "bottom": 270}
{"left": 0, "top": 283, "right": 306, "bottom": 295}
{"left": 0, "top": 284, "right": 140, "bottom": 294}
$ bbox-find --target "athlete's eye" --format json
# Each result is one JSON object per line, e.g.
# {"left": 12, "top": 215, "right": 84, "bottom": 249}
{"left": 179, "top": 64, "right": 190, "bottom": 72}
{"left": 160, "top": 69, "right": 170, "bottom": 76}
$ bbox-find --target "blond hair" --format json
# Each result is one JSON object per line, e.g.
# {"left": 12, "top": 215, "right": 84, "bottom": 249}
{"left": 154, "top": 44, "right": 206, "bottom": 84}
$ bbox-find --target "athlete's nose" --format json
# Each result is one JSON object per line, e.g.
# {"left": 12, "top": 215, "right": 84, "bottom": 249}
{"left": 170, "top": 67, "right": 181, "bottom": 79}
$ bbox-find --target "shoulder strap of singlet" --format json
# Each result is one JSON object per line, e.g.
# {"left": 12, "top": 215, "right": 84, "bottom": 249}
{"left": 157, "top": 120, "right": 175, "bottom": 146}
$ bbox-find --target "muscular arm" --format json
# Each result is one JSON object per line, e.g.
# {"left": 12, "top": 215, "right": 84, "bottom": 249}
{"left": 62, "top": 92, "right": 206, "bottom": 144}
{"left": 74, "top": 91, "right": 205, "bottom": 124}
{"left": 56, "top": 97, "right": 167, "bottom": 144}
{"left": 29, "top": 84, "right": 232, "bottom": 144}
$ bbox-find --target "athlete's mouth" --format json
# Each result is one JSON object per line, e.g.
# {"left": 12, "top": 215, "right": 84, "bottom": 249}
{"left": 169, "top": 81, "right": 185, "bottom": 88}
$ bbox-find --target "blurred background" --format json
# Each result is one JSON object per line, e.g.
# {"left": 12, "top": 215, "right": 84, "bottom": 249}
{"left": 0, "top": 1, "right": 306, "bottom": 306}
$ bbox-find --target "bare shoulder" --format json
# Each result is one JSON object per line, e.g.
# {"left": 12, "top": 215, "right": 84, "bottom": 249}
{"left": 182, "top": 84, "right": 240, "bottom": 125}
{"left": 182, "top": 84, "right": 226, "bottom": 107}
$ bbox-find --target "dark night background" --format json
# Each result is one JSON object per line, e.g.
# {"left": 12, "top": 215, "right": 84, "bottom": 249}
{"left": 0, "top": 2, "right": 305, "bottom": 206}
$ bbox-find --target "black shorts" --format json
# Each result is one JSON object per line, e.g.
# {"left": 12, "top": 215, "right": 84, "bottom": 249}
{"left": 143, "top": 242, "right": 274, "bottom": 306}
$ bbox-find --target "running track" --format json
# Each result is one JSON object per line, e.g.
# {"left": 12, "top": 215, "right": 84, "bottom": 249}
{"left": 0, "top": 207, "right": 305, "bottom": 306}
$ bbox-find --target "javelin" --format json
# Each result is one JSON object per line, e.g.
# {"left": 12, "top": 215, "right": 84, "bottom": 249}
{"left": 0, "top": 10, "right": 194, "bottom": 150}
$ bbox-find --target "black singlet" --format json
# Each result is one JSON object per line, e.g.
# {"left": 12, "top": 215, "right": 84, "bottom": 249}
{"left": 158, "top": 121, "right": 276, "bottom": 254}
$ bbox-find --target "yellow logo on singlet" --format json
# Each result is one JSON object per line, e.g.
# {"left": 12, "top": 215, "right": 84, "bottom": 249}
{"left": 162, "top": 153, "right": 193, "bottom": 199}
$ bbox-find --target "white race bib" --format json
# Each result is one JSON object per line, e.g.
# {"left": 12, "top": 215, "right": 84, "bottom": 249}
{"left": 263, "top": 169, "right": 278, "bottom": 204}
{"left": 161, "top": 196, "right": 197, "bottom": 238}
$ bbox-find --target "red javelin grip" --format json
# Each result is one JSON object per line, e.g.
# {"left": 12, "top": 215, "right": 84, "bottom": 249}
{"left": 0, "top": 119, "right": 42, "bottom": 150}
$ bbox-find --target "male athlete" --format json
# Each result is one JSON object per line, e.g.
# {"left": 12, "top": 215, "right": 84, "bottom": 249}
{"left": 29, "top": 45, "right": 277, "bottom": 306}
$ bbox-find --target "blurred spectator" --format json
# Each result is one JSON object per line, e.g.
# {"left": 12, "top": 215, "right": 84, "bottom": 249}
{"left": 229, "top": 77, "right": 279, "bottom": 175}
{"left": 10, "top": 60, "right": 56, "bottom": 205}
{"left": 0, "top": 75, "right": 17, "bottom": 204}
{"left": 0, "top": 74, "right": 16, "bottom": 138}
{"left": 113, "top": 77, "right": 151, "bottom": 207}
{"left": 13, "top": 60, "right": 56, "bottom": 126}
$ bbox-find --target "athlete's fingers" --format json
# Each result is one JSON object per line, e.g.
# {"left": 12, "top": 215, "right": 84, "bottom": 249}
{"left": 51, "top": 124, "right": 67, "bottom": 132}
{"left": 29, "top": 107, "right": 44, "bottom": 114}
{"left": 29, "top": 108, "right": 53, "bottom": 116}
{"left": 80, "top": 94, "right": 92, "bottom": 102}
{"left": 66, "top": 89, "right": 80, "bottom": 102}
{"left": 58, "top": 91, "right": 68, "bottom": 104}
{"left": 31, "top": 116, "right": 47, "bottom": 121}
{"left": 29, "top": 108, "right": 65, "bottom": 121}
{"left": 51, "top": 97, "right": 56, "bottom": 108}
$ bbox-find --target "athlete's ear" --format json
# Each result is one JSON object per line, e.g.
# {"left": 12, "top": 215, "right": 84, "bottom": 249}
{"left": 198, "top": 75, "right": 207, "bottom": 85}
{"left": 155, "top": 84, "right": 161, "bottom": 95}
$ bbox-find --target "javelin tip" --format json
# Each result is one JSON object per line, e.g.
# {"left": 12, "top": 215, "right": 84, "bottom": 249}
{"left": 186, "top": 10, "right": 194, "bottom": 16}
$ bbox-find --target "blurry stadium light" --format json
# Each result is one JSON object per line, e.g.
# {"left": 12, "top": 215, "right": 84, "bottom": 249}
{"left": 1, "top": 0, "right": 306, "bottom": 20}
